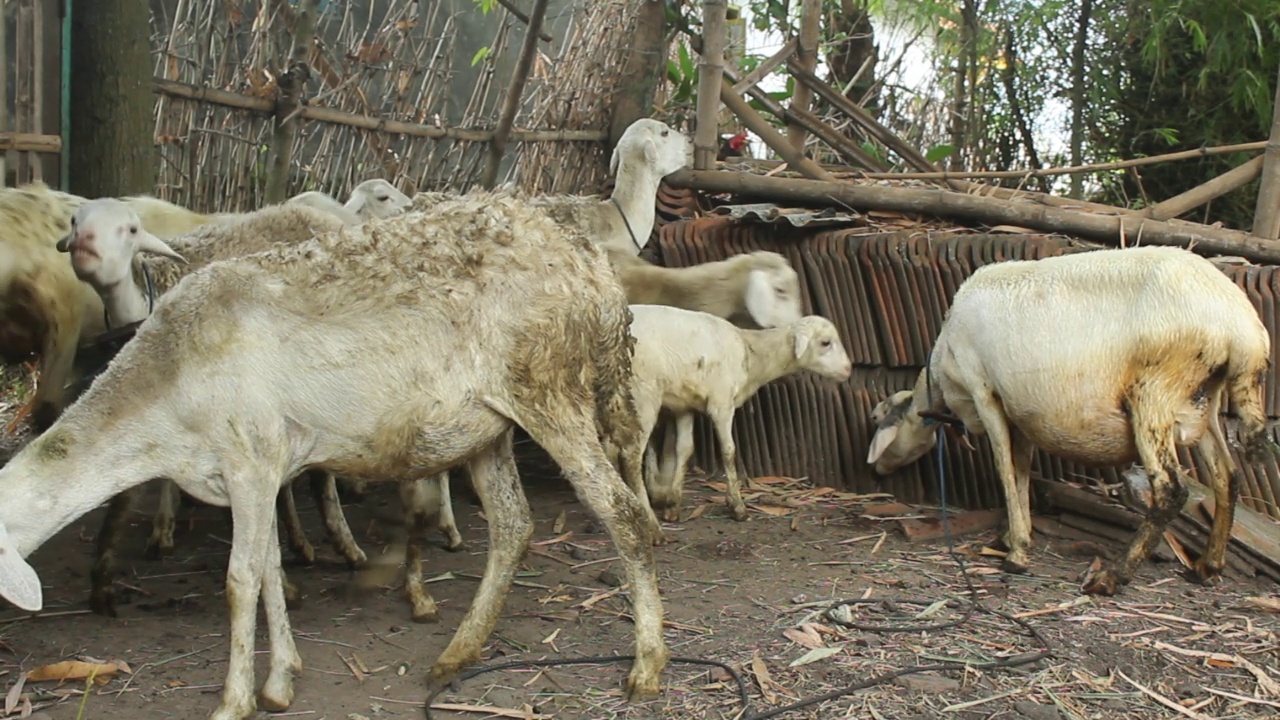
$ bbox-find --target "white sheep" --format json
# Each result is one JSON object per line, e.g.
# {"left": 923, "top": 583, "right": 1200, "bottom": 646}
{"left": 0, "top": 190, "right": 667, "bottom": 720}
{"left": 865, "top": 245, "right": 1271, "bottom": 596}
{"left": 622, "top": 305, "right": 852, "bottom": 529}
{"left": 529, "top": 118, "right": 692, "bottom": 256}
{"left": 57, "top": 200, "right": 371, "bottom": 615}
{"left": 286, "top": 178, "right": 413, "bottom": 225}
{"left": 608, "top": 248, "right": 803, "bottom": 329}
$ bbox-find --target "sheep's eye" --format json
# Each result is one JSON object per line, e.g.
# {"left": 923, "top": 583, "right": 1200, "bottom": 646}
{"left": 661, "top": 130, "right": 669, "bottom": 137}
{"left": 377, "top": 195, "right": 390, "bottom": 201}
{"left": 129, "top": 225, "right": 138, "bottom": 234}
{"left": 774, "top": 287, "right": 786, "bottom": 296}
{"left": 820, "top": 339, "right": 833, "bottom": 348}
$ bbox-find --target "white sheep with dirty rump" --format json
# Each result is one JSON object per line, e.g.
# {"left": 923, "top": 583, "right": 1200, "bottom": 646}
{"left": 0, "top": 190, "right": 667, "bottom": 720}
{"left": 865, "top": 245, "right": 1271, "bottom": 596}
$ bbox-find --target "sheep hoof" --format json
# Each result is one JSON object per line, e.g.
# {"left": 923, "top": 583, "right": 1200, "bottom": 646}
{"left": 411, "top": 608, "right": 440, "bottom": 624}
{"left": 659, "top": 506, "right": 681, "bottom": 524}
{"left": 290, "top": 542, "right": 317, "bottom": 566}
{"left": 342, "top": 548, "right": 368, "bottom": 569}
{"left": 1080, "top": 567, "right": 1123, "bottom": 596}
{"left": 258, "top": 678, "right": 294, "bottom": 712}
{"left": 999, "top": 557, "right": 1029, "bottom": 575}
{"left": 88, "top": 588, "right": 119, "bottom": 618}
{"left": 426, "top": 656, "right": 475, "bottom": 694}
{"left": 1189, "top": 559, "right": 1224, "bottom": 586}
{"left": 624, "top": 669, "right": 662, "bottom": 702}
{"left": 442, "top": 532, "right": 465, "bottom": 552}
{"left": 144, "top": 540, "right": 176, "bottom": 561}
{"left": 283, "top": 580, "right": 304, "bottom": 610}
{"left": 729, "top": 504, "right": 749, "bottom": 522}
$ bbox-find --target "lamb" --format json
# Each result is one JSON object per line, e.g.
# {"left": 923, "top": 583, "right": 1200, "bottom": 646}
{"left": 865, "top": 245, "right": 1271, "bottom": 596}
{"left": 623, "top": 305, "right": 852, "bottom": 528}
{"left": 286, "top": 178, "right": 414, "bottom": 225}
{"left": 529, "top": 118, "right": 691, "bottom": 256}
{"left": 608, "top": 248, "right": 803, "bottom": 329}
{"left": 57, "top": 201, "right": 371, "bottom": 616}
{"left": 0, "top": 190, "right": 666, "bottom": 720}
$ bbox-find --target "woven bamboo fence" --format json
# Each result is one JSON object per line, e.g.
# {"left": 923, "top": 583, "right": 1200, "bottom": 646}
{"left": 148, "top": 0, "right": 637, "bottom": 213}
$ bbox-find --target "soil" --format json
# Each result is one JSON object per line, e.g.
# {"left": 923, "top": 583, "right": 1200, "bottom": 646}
{"left": 1, "top": 422, "right": 1278, "bottom": 720}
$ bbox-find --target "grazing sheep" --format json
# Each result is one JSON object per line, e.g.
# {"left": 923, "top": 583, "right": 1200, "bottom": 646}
{"left": 530, "top": 118, "right": 692, "bottom": 256}
{"left": 287, "top": 178, "right": 414, "bottom": 225}
{"left": 58, "top": 200, "right": 367, "bottom": 616}
{"left": 865, "top": 245, "right": 1271, "bottom": 596}
{"left": 609, "top": 248, "right": 803, "bottom": 329}
{"left": 0, "top": 190, "right": 667, "bottom": 720}
{"left": 623, "top": 305, "right": 852, "bottom": 527}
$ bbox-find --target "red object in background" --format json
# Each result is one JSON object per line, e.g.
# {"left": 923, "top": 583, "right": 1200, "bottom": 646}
{"left": 717, "top": 130, "right": 749, "bottom": 160}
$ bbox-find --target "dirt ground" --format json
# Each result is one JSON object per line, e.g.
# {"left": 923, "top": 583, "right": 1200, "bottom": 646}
{"left": 1, "top": 421, "right": 1279, "bottom": 720}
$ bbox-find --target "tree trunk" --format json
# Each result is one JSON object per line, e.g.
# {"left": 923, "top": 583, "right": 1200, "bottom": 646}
{"left": 1001, "top": 27, "right": 1048, "bottom": 193}
{"left": 68, "top": 0, "right": 156, "bottom": 198}
{"left": 694, "top": 0, "right": 727, "bottom": 170}
{"left": 786, "top": 0, "right": 821, "bottom": 154}
{"left": 948, "top": 0, "right": 978, "bottom": 171}
{"left": 480, "top": 0, "right": 551, "bottom": 189}
{"left": 1068, "top": 0, "right": 1094, "bottom": 200}
{"left": 609, "top": 0, "right": 667, "bottom": 150}
{"left": 263, "top": 0, "right": 319, "bottom": 206}
{"left": 1251, "top": 60, "right": 1280, "bottom": 239}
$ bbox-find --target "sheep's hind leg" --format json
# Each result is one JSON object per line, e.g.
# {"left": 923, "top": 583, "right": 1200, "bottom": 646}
{"left": 709, "top": 404, "right": 749, "bottom": 522}
{"left": 145, "top": 479, "right": 179, "bottom": 559}
{"left": 90, "top": 485, "right": 144, "bottom": 617}
{"left": 276, "top": 484, "right": 315, "bottom": 565}
{"left": 400, "top": 477, "right": 441, "bottom": 623}
{"left": 651, "top": 413, "right": 695, "bottom": 524}
{"left": 527, "top": 416, "right": 669, "bottom": 701}
{"left": 427, "top": 430, "right": 532, "bottom": 689}
{"left": 259, "top": 510, "right": 302, "bottom": 712}
{"left": 308, "top": 470, "right": 368, "bottom": 567}
{"left": 1190, "top": 391, "right": 1237, "bottom": 585}
{"left": 434, "top": 472, "right": 464, "bottom": 551}
{"left": 1083, "top": 399, "right": 1186, "bottom": 596}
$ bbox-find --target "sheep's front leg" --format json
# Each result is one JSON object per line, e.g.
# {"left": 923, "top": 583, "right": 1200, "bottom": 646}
{"left": 259, "top": 511, "right": 302, "bottom": 712}
{"left": 1002, "top": 429, "right": 1037, "bottom": 568}
{"left": 624, "top": 399, "right": 666, "bottom": 544}
{"left": 90, "top": 486, "right": 144, "bottom": 617}
{"left": 307, "top": 470, "right": 367, "bottom": 567}
{"left": 145, "top": 479, "right": 179, "bottom": 559}
{"left": 211, "top": 478, "right": 279, "bottom": 720}
{"left": 651, "top": 413, "right": 695, "bottom": 523}
{"left": 1193, "top": 394, "right": 1238, "bottom": 584}
{"left": 275, "top": 484, "right": 315, "bottom": 565}
{"left": 709, "top": 405, "right": 748, "bottom": 521}
{"left": 967, "top": 395, "right": 1032, "bottom": 573}
{"left": 433, "top": 472, "right": 464, "bottom": 551}
{"left": 1083, "top": 401, "right": 1186, "bottom": 596}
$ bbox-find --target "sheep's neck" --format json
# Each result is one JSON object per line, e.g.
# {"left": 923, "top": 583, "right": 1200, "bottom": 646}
{"left": 610, "top": 156, "right": 660, "bottom": 249}
{"left": 101, "top": 270, "right": 152, "bottom": 328}
{"left": 739, "top": 326, "right": 801, "bottom": 404}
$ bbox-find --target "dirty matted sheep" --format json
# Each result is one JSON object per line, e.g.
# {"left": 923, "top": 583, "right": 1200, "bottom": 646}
{"left": 0, "top": 190, "right": 667, "bottom": 720}
{"left": 866, "top": 245, "right": 1272, "bottom": 596}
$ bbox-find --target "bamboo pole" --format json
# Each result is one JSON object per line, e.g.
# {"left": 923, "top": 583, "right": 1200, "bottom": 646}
{"left": 694, "top": 0, "right": 728, "bottom": 170}
{"left": 787, "top": 0, "right": 821, "bottom": 154}
{"left": 1143, "top": 155, "right": 1265, "bottom": 221}
{"left": 718, "top": 79, "right": 834, "bottom": 181}
{"left": 1251, "top": 61, "right": 1280, "bottom": 239}
{"left": 480, "top": 0, "right": 550, "bottom": 189}
{"left": 664, "top": 168, "right": 1280, "bottom": 264}
{"left": 151, "top": 79, "right": 605, "bottom": 142}
{"left": 495, "top": 0, "right": 554, "bottom": 43}
{"left": 263, "top": 0, "right": 318, "bottom": 205}
{"left": 730, "top": 38, "right": 795, "bottom": 94}
{"left": 0, "top": 132, "right": 62, "bottom": 153}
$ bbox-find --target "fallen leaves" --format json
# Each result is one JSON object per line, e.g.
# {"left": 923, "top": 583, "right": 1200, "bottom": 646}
{"left": 25, "top": 659, "right": 129, "bottom": 684}
{"left": 788, "top": 646, "right": 842, "bottom": 668}
{"left": 1245, "top": 595, "right": 1280, "bottom": 613}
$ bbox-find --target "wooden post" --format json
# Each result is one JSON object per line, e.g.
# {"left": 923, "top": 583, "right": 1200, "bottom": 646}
{"left": 480, "top": 0, "right": 550, "bottom": 189}
{"left": 609, "top": 0, "right": 667, "bottom": 149}
{"left": 1251, "top": 61, "right": 1280, "bottom": 240}
{"left": 718, "top": 79, "right": 835, "bottom": 181}
{"left": 787, "top": 0, "right": 821, "bottom": 155}
{"left": 263, "top": 0, "right": 319, "bottom": 205}
{"left": 693, "top": 0, "right": 727, "bottom": 170}
{"left": 1, "top": 0, "right": 7, "bottom": 186}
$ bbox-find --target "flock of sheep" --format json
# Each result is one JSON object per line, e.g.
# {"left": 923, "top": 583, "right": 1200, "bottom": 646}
{"left": 0, "top": 115, "right": 1273, "bottom": 719}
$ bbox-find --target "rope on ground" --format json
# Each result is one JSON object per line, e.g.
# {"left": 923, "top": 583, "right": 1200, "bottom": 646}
{"left": 422, "top": 425, "right": 1054, "bottom": 719}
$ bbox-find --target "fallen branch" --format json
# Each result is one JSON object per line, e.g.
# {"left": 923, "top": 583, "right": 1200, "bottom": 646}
{"left": 1116, "top": 669, "right": 1217, "bottom": 720}
{"left": 1141, "top": 155, "right": 1266, "bottom": 221}
{"left": 664, "top": 169, "right": 1280, "bottom": 265}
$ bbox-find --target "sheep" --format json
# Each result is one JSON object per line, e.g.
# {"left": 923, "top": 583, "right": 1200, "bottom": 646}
{"left": 608, "top": 248, "right": 803, "bottom": 329}
{"left": 57, "top": 200, "right": 371, "bottom": 616}
{"left": 286, "top": 178, "right": 414, "bottom": 225}
{"left": 865, "top": 245, "right": 1271, "bottom": 596}
{"left": 529, "top": 118, "right": 692, "bottom": 256}
{"left": 622, "top": 305, "right": 852, "bottom": 529}
{"left": 0, "top": 190, "right": 666, "bottom": 719}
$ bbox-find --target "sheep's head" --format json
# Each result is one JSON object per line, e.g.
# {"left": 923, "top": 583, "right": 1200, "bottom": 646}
{"left": 610, "top": 118, "right": 693, "bottom": 179}
{"left": 742, "top": 251, "right": 803, "bottom": 328}
{"left": 0, "top": 521, "right": 41, "bottom": 612}
{"left": 346, "top": 179, "right": 412, "bottom": 220}
{"left": 866, "top": 385, "right": 937, "bottom": 475}
{"left": 790, "top": 316, "right": 852, "bottom": 381}
{"left": 56, "top": 199, "right": 186, "bottom": 291}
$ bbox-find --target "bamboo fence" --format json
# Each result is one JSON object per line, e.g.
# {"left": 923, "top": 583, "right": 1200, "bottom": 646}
{"left": 148, "top": 0, "right": 625, "bottom": 213}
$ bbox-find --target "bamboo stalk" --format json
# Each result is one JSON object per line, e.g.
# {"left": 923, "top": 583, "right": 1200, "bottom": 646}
{"left": 730, "top": 38, "right": 795, "bottom": 95}
{"left": 717, "top": 79, "right": 834, "bottom": 181}
{"left": 480, "top": 0, "right": 550, "bottom": 188}
{"left": 787, "top": 0, "right": 821, "bottom": 154}
{"left": 694, "top": 0, "right": 728, "bottom": 170}
{"left": 665, "top": 168, "right": 1280, "bottom": 264}
{"left": 263, "top": 0, "right": 319, "bottom": 204}
{"left": 1142, "top": 155, "right": 1265, "bottom": 221}
{"left": 495, "top": 0, "right": 554, "bottom": 43}
{"left": 0, "top": 132, "right": 62, "bottom": 153}
{"left": 1251, "top": 60, "right": 1280, "bottom": 239}
{"left": 151, "top": 79, "right": 605, "bottom": 142}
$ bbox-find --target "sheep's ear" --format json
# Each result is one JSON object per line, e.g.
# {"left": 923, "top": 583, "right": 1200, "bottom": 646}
{"left": 609, "top": 143, "right": 622, "bottom": 175}
{"left": 138, "top": 232, "right": 187, "bottom": 263}
{"left": 866, "top": 425, "right": 899, "bottom": 465}
{"left": 743, "top": 269, "right": 775, "bottom": 328}
{"left": 793, "top": 328, "right": 811, "bottom": 359}
{"left": 642, "top": 136, "right": 659, "bottom": 167}
{"left": 0, "top": 524, "right": 43, "bottom": 612}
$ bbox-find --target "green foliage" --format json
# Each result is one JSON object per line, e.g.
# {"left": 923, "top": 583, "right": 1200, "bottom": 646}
{"left": 470, "top": 46, "right": 491, "bottom": 66}
{"left": 924, "top": 144, "right": 956, "bottom": 163}
{"left": 473, "top": 0, "right": 497, "bottom": 13}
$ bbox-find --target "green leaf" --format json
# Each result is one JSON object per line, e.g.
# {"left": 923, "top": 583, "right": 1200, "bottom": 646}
{"left": 925, "top": 144, "right": 957, "bottom": 163}
{"left": 470, "top": 46, "right": 491, "bottom": 67}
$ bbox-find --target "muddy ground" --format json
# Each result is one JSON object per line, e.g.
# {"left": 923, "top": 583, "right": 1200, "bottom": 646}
{"left": 1, "top": 418, "right": 1278, "bottom": 719}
